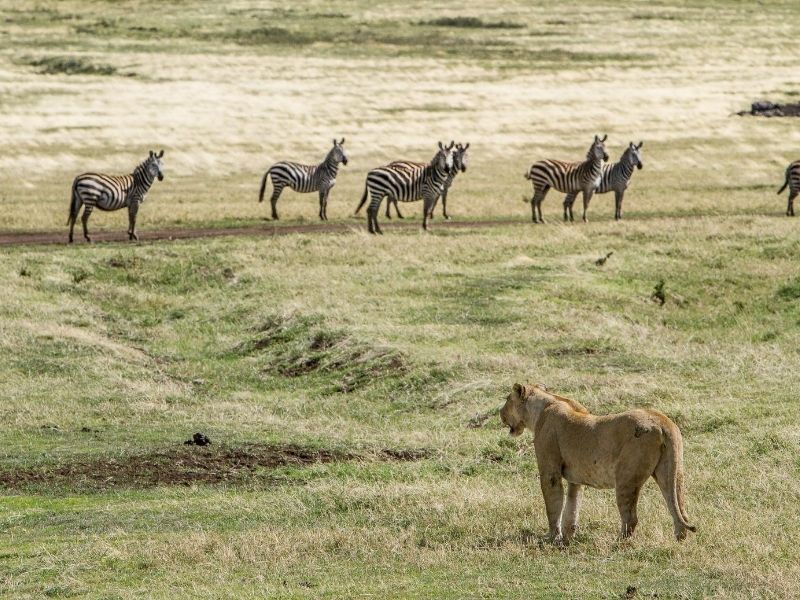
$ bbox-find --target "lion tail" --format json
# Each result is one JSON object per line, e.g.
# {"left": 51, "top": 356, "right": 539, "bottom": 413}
{"left": 657, "top": 421, "right": 696, "bottom": 540}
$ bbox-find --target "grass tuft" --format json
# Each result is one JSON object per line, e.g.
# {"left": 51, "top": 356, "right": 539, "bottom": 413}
{"left": 24, "top": 56, "right": 118, "bottom": 76}
{"left": 419, "top": 17, "right": 526, "bottom": 29}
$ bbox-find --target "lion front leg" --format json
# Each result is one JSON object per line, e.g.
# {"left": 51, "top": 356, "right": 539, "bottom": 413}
{"left": 562, "top": 482, "right": 583, "bottom": 542}
{"left": 539, "top": 470, "right": 565, "bottom": 543}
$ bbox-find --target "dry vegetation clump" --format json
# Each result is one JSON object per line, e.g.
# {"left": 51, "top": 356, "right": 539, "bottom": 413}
{"left": 238, "top": 312, "right": 406, "bottom": 391}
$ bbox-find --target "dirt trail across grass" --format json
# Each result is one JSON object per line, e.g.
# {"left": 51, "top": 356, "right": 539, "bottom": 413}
{"left": 0, "top": 219, "right": 514, "bottom": 247}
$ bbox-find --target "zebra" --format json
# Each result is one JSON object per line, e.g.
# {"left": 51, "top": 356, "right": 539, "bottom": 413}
{"left": 525, "top": 135, "right": 609, "bottom": 223}
{"left": 563, "top": 141, "right": 643, "bottom": 222}
{"left": 67, "top": 150, "right": 165, "bottom": 244}
{"left": 354, "top": 141, "right": 454, "bottom": 234}
{"left": 258, "top": 138, "right": 348, "bottom": 221}
{"left": 384, "top": 142, "right": 470, "bottom": 221}
{"left": 778, "top": 160, "right": 800, "bottom": 216}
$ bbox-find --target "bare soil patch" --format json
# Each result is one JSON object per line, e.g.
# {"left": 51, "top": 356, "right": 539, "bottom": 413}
{"left": 0, "top": 220, "right": 511, "bottom": 247}
{"left": 0, "top": 442, "right": 432, "bottom": 492}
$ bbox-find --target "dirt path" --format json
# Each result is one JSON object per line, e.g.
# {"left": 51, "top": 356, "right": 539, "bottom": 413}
{"left": 0, "top": 219, "right": 516, "bottom": 247}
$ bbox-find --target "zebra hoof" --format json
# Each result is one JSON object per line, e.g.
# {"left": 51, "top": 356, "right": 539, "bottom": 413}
{"left": 444, "top": 216, "right": 451, "bottom": 220}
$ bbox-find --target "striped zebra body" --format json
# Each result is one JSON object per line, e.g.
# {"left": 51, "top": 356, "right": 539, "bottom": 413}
{"left": 354, "top": 142, "right": 454, "bottom": 234}
{"left": 525, "top": 135, "right": 609, "bottom": 223}
{"left": 385, "top": 143, "right": 470, "bottom": 221}
{"left": 778, "top": 160, "right": 800, "bottom": 216}
{"left": 258, "top": 138, "right": 347, "bottom": 221}
{"left": 67, "top": 150, "right": 164, "bottom": 243}
{"left": 563, "top": 141, "right": 643, "bottom": 221}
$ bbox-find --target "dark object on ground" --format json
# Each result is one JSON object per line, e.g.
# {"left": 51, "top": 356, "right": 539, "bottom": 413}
{"left": 652, "top": 280, "right": 666, "bottom": 306}
{"left": 737, "top": 101, "right": 800, "bottom": 117}
{"left": 595, "top": 251, "right": 614, "bottom": 266}
{"left": 184, "top": 432, "right": 212, "bottom": 446}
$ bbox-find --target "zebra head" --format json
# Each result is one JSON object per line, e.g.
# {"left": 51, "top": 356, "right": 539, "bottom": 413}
{"left": 147, "top": 149, "right": 165, "bottom": 181}
{"left": 330, "top": 137, "right": 348, "bottom": 166}
{"left": 454, "top": 143, "right": 470, "bottom": 173}
{"left": 625, "top": 141, "right": 644, "bottom": 170}
{"left": 436, "top": 141, "right": 455, "bottom": 174}
{"left": 589, "top": 134, "right": 609, "bottom": 163}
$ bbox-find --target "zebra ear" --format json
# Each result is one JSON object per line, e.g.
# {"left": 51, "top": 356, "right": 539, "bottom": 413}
{"left": 601, "top": 134, "right": 608, "bottom": 142}
{"left": 158, "top": 149, "right": 164, "bottom": 158}
{"left": 438, "top": 141, "right": 444, "bottom": 150}
{"left": 637, "top": 141, "right": 643, "bottom": 149}
{"left": 448, "top": 140, "right": 454, "bottom": 150}
{"left": 149, "top": 150, "right": 154, "bottom": 158}
{"left": 464, "top": 142, "right": 470, "bottom": 150}
{"left": 340, "top": 137, "right": 345, "bottom": 145}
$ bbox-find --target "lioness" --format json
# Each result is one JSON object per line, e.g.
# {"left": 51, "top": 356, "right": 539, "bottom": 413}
{"left": 500, "top": 383, "right": 696, "bottom": 542}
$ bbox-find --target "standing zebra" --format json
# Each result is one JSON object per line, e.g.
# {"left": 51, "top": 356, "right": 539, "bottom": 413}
{"left": 778, "top": 160, "right": 800, "bottom": 216}
{"left": 67, "top": 150, "right": 165, "bottom": 244}
{"left": 525, "top": 135, "right": 609, "bottom": 223}
{"left": 258, "top": 138, "right": 348, "bottom": 221}
{"left": 354, "top": 142, "right": 454, "bottom": 234}
{"left": 384, "top": 142, "right": 470, "bottom": 221}
{"left": 563, "top": 141, "right": 643, "bottom": 222}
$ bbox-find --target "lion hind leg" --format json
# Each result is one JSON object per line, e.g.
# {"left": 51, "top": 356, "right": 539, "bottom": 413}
{"left": 562, "top": 482, "right": 583, "bottom": 542}
{"left": 614, "top": 447, "right": 655, "bottom": 539}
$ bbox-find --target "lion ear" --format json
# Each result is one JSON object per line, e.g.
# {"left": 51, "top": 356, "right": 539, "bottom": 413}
{"left": 512, "top": 383, "right": 524, "bottom": 397}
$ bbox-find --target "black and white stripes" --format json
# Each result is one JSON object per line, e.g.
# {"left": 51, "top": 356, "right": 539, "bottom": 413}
{"left": 563, "top": 141, "right": 643, "bottom": 222}
{"left": 525, "top": 135, "right": 608, "bottom": 223}
{"left": 355, "top": 142, "right": 455, "bottom": 234}
{"left": 67, "top": 150, "right": 164, "bottom": 243}
{"left": 778, "top": 160, "right": 800, "bottom": 217}
{"left": 258, "top": 139, "right": 348, "bottom": 221}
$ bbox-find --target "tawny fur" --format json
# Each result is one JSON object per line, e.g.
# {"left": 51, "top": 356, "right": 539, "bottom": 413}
{"left": 500, "top": 383, "right": 695, "bottom": 543}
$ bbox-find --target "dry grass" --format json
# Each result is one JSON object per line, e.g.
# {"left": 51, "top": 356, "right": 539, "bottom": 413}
{"left": 3, "top": 1, "right": 800, "bottom": 598}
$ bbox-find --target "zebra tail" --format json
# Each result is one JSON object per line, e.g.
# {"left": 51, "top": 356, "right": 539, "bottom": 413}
{"left": 258, "top": 168, "right": 271, "bottom": 203}
{"left": 353, "top": 184, "right": 368, "bottom": 215}
{"left": 67, "top": 178, "right": 79, "bottom": 225}
{"left": 524, "top": 169, "right": 533, "bottom": 180}
{"left": 778, "top": 169, "right": 790, "bottom": 194}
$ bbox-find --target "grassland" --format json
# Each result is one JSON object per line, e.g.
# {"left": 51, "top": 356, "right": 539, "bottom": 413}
{"left": 2, "top": 1, "right": 800, "bottom": 598}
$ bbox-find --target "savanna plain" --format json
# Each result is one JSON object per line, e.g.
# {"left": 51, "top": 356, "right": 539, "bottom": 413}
{"left": 2, "top": 1, "right": 800, "bottom": 598}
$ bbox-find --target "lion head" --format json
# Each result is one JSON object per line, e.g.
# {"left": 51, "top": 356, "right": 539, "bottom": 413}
{"left": 500, "top": 383, "right": 528, "bottom": 436}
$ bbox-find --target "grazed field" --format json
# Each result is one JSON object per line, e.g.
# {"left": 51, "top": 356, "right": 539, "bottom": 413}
{"left": 2, "top": 2, "right": 800, "bottom": 599}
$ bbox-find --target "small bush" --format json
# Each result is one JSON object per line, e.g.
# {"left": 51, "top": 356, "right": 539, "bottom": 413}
{"left": 26, "top": 56, "right": 117, "bottom": 76}
{"left": 420, "top": 17, "right": 525, "bottom": 29}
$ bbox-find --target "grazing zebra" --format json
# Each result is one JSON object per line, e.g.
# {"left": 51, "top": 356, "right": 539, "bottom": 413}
{"left": 354, "top": 142, "right": 454, "bottom": 234}
{"left": 778, "top": 160, "right": 800, "bottom": 216}
{"left": 563, "top": 141, "right": 643, "bottom": 222}
{"left": 525, "top": 135, "right": 609, "bottom": 223}
{"left": 258, "top": 138, "right": 348, "bottom": 221}
{"left": 67, "top": 150, "right": 165, "bottom": 244}
{"left": 385, "top": 142, "right": 470, "bottom": 220}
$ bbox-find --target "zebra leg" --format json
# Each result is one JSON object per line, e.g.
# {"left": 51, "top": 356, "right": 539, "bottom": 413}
{"left": 532, "top": 188, "right": 548, "bottom": 223}
{"left": 394, "top": 199, "right": 404, "bottom": 219}
{"left": 368, "top": 192, "right": 384, "bottom": 235}
{"left": 270, "top": 185, "right": 284, "bottom": 220}
{"left": 615, "top": 190, "right": 624, "bottom": 221}
{"left": 128, "top": 201, "right": 139, "bottom": 241}
{"left": 318, "top": 189, "right": 327, "bottom": 221}
{"left": 563, "top": 193, "right": 576, "bottom": 222}
{"left": 81, "top": 205, "right": 94, "bottom": 243}
{"left": 581, "top": 189, "right": 595, "bottom": 223}
{"left": 423, "top": 194, "right": 437, "bottom": 231}
{"left": 68, "top": 201, "right": 82, "bottom": 244}
{"left": 788, "top": 191, "right": 797, "bottom": 217}
{"left": 442, "top": 188, "right": 450, "bottom": 220}
{"left": 385, "top": 198, "right": 394, "bottom": 219}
